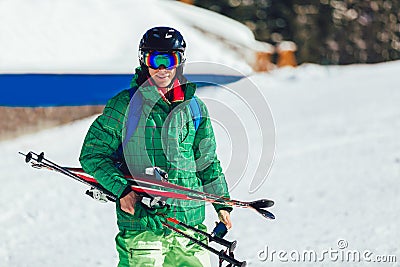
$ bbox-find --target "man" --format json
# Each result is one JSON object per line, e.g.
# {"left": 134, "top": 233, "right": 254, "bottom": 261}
{"left": 80, "top": 26, "right": 232, "bottom": 267}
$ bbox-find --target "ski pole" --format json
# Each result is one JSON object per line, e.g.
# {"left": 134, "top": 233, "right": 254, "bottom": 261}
{"left": 166, "top": 217, "right": 237, "bottom": 253}
{"left": 20, "top": 151, "right": 247, "bottom": 265}
{"left": 19, "top": 151, "right": 117, "bottom": 202}
{"left": 161, "top": 221, "right": 246, "bottom": 267}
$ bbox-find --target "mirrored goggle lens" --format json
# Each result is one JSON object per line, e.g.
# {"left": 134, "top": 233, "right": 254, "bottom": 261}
{"left": 143, "top": 51, "right": 183, "bottom": 69}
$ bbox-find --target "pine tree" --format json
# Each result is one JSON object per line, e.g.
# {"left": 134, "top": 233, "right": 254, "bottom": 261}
{"left": 192, "top": 0, "right": 400, "bottom": 64}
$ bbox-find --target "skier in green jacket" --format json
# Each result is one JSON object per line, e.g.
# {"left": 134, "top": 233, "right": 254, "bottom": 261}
{"left": 80, "top": 26, "right": 232, "bottom": 267}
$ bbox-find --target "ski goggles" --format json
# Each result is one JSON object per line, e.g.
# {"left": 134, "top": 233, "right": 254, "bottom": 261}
{"left": 141, "top": 50, "right": 185, "bottom": 70}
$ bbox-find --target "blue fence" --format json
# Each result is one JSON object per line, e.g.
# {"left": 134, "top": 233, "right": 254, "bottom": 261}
{"left": 0, "top": 74, "right": 243, "bottom": 107}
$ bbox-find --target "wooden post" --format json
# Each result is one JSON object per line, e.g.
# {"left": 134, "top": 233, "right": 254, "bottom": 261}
{"left": 277, "top": 41, "right": 297, "bottom": 68}
{"left": 252, "top": 41, "right": 275, "bottom": 72}
{"left": 179, "top": 0, "right": 194, "bottom": 4}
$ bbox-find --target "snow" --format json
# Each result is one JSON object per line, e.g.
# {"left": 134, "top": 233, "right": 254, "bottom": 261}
{"left": 1, "top": 0, "right": 400, "bottom": 265}
{"left": 0, "top": 0, "right": 254, "bottom": 74}
{"left": 1, "top": 61, "right": 400, "bottom": 266}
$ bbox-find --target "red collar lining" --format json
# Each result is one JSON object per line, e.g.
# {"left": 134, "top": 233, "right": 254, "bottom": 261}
{"left": 150, "top": 78, "right": 184, "bottom": 103}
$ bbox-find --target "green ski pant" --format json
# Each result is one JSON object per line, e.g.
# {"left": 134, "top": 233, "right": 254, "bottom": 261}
{"left": 115, "top": 224, "right": 211, "bottom": 267}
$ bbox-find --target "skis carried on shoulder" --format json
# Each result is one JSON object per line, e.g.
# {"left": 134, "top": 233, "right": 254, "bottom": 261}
{"left": 20, "top": 151, "right": 275, "bottom": 220}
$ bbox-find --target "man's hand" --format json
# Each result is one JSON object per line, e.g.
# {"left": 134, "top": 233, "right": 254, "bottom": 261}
{"left": 120, "top": 191, "right": 140, "bottom": 215}
{"left": 218, "top": 209, "right": 232, "bottom": 229}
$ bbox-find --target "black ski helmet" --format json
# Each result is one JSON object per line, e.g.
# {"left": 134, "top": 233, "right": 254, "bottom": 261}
{"left": 139, "top": 26, "right": 186, "bottom": 52}
{"left": 138, "top": 26, "right": 186, "bottom": 79}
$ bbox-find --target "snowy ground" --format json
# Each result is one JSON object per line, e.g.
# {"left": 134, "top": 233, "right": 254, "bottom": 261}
{"left": 2, "top": 0, "right": 399, "bottom": 266}
{"left": 1, "top": 61, "right": 400, "bottom": 266}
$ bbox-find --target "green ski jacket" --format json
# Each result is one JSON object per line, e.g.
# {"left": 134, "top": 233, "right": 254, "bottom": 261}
{"left": 80, "top": 69, "right": 231, "bottom": 231}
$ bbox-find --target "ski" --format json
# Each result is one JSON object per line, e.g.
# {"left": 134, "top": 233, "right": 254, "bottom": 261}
{"left": 20, "top": 151, "right": 275, "bottom": 220}
{"left": 70, "top": 167, "right": 275, "bottom": 219}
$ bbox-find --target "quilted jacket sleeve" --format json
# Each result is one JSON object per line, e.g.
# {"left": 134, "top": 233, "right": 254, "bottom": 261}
{"left": 79, "top": 90, "right": 130, "bottom": 198}
{"left": 192, "top": 97, "right": 232, "bottom": 212}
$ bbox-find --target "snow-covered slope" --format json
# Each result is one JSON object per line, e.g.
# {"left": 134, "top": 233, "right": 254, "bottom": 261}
{"left": 1, "top": 61, "right": 400, "bottom": 266}
{"left": 0, "top": 0, "right": 254, "bottom": 74}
